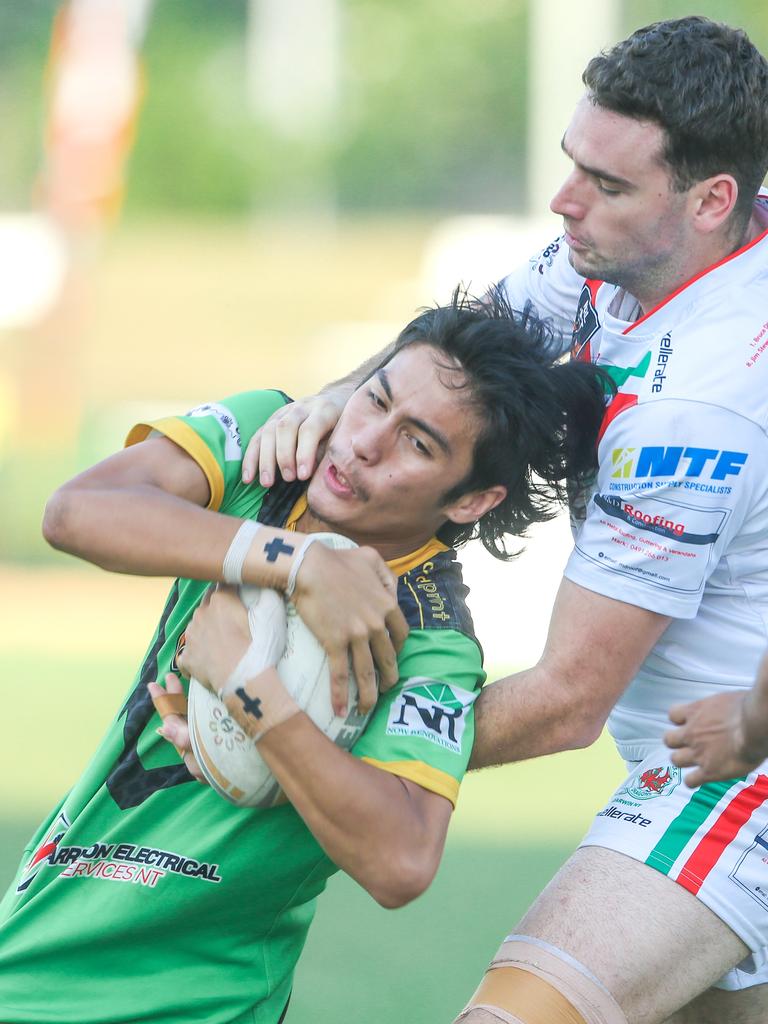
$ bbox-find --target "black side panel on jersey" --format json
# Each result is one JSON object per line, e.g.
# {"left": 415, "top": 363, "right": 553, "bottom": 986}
{"left": 106, "top": 582, "right": 193, "bottom": 809}
{"left": 270, "top": 389, "right": 293, "bottom": 407}
{"left": 105, "top": 396, "right": 299, "bottom": 811}
{"left": 257, "top": 477, "right": 309, "bottom": 528}
{"left": 397, "top": 549, "right": 479, "bottom": 648}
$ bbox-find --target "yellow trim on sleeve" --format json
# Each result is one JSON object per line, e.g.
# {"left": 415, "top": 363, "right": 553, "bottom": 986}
{"left": 125, "top": 418, "right": 226, "bottom": 511}
{"left": 360, "top": 757, "right": 460, "bottom": 807}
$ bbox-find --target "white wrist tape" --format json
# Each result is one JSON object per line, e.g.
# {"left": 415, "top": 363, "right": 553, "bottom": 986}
{"left": 285, "top": 535, "right": 321, "bottom": 599}
{"left": 222, "top": 520, "right": 262, "bottom": 585}
{"left": 219, "top": 587, "right": 287, "bottom": 697}
{"left": 222, "top": 642, "right": 276, "bottom": 697}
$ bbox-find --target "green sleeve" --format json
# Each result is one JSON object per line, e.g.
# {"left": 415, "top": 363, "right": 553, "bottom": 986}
{"left": 352, "top": 628, "right": 485, "bottom": 807}
{"left": 125, "top": 389, "right": 289, "bottom": 517}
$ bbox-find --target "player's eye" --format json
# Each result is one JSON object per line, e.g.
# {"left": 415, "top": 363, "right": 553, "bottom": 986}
{"left": 596, "top": 179, "right": 621, "bottom": 196}
{"left": 406, "top": 433, "right": 431, "bottom": 457}
{"left": 367, "top": 388, "right": 387, "bottom": 410}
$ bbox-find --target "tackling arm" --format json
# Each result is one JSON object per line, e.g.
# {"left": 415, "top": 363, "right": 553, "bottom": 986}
{"left": 470, "top": 577, "right": 672, "bottom": 769}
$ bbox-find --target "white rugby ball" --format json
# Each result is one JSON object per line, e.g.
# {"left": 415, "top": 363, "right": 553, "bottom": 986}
{"left": 187, "top": 533, "right": 376, "bottom": 808}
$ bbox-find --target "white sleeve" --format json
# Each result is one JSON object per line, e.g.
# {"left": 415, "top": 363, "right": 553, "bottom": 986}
{"left": 497, "top": 236, "right": 584, "bottom": 356}
{"left": 564, "top": 399, "right": 768, "bottom": 617}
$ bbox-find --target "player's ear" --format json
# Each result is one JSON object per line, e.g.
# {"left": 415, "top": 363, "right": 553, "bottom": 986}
{"left": 443, "top": 485, "right": 506, "bottom": 526}
{"left": 691, "top": 173, "right": 738, "bottom": 235}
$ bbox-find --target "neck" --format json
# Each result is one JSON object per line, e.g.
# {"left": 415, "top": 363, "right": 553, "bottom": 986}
{"left": 635, "top": 212, "right": 764, "bottom": 316}
{"left": 294, "top": 506, "right": 439, "bottom": 563}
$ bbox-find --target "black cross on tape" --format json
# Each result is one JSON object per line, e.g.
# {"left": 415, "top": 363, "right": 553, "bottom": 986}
{"left": 236, "top": 687, "right": 264, "bottom": 719}
{"left": 263, "top": 538, "right": 295, "bottom": 563}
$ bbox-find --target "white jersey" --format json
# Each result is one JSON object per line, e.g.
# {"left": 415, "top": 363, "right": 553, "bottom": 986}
{"left": 500, "top": 193, "right": 768, "bottom": 761}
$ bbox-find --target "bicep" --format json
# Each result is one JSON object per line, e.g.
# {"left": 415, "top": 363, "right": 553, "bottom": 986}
{"left": 58, "top": 436, "right": 211, "bottom": 506}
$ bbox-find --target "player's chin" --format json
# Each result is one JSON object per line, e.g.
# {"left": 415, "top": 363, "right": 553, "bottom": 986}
{"left": 566, "top": 248, "right": 594, "bottom": 276}
{"left": 306, "top": 491, "right": 364, "bottom": 537}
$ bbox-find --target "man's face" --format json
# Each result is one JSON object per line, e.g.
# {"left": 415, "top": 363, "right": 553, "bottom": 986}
{"left": 305, "top": 343, "right": 483, "bottom": 557}
{"left": 550, "top": 96, "right": 694, "bottom": 304}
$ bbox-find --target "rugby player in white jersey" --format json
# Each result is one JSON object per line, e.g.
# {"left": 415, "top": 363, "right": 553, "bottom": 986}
{"left": 242, "top": 16, "right": 768, "bottom": 1024}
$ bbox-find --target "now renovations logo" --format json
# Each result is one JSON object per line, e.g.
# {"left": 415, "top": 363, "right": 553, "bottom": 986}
{"left": 386, "top": 680, "right": 476, "bottom": 754}
{"left": 611, "top": 446, "right": 748, "bottom": 481}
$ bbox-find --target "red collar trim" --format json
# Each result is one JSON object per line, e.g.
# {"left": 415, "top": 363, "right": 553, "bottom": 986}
{"left": 623, "top": 225, "right": 768, "bottom": 335}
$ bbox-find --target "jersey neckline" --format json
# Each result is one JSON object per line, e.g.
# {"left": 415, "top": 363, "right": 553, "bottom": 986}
{"left": 623, "top": 199, "right": 768, "bottom": 336}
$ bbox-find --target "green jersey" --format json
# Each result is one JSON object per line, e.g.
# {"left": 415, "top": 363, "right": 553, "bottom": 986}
{"left": 0, "top": 391, "right": 484, "bottom": 1024}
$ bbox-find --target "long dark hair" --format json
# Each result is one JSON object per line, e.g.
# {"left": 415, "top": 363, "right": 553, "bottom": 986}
{"left": 380, "top": 287, "right": 610, "bottom": 559}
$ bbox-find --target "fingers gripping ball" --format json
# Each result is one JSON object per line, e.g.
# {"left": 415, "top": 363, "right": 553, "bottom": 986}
{"left": 187, "top": 533, "right": 378, "bottom": 808}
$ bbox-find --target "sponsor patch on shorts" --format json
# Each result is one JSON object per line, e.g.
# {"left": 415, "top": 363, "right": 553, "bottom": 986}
{"left": 619, "top": 763, "right": 681, "bottom": 801}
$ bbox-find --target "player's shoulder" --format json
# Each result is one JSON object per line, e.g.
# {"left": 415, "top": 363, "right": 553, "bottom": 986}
{"left": 650, "top": 293, "right": 768, "bottom": 430}
{"left": 395, "top": 547, "right": 477, "bottom": 642}
{"left": 187, "top": 389, "right": 291, "bottom": 430}
{"left": 497, "top": 233, "right": 583, "bottom": 349}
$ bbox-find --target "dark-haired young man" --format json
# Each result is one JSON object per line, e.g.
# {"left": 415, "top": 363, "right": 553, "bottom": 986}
{"left": 244, "top": 16, "right": 768, "bottom": 1024}
{"left": 0, "top": 295, "right": 604, "bottom": 1024}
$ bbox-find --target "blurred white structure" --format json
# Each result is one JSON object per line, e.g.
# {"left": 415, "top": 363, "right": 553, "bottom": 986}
{"left": 421, "top": 214, "right": 561, "bottom": 302}
{"left": 247, "top": 0, "right": 341, "bottom": 139}
{"left": 0, "top": 216, "right": 67, "bottom": 330}
{"left": 528, "top": 0, "right": 621, "bottom": 214}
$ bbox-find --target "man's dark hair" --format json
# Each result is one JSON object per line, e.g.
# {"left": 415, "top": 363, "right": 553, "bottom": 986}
{"left": 381, "top": 287, "right": 609, "bottom": 560}
{"left": 583, "top": 16, "right": 768, "bottom": 231}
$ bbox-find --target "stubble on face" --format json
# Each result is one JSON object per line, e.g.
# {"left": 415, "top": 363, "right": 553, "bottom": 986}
{"left": 565, "top": 210, "right": 688, "bottom": 301}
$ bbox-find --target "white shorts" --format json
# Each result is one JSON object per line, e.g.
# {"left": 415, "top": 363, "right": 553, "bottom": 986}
{"left": 580, "top": 747, "right": 768, "bottom": 992}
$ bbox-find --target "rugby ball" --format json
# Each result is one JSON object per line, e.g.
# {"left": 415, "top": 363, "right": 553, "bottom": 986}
{"left": 187, "top": 533, "right": 376, "bottom": 808}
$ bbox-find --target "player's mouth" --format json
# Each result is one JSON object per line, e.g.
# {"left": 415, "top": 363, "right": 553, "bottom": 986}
{"left": 324, "top": 458, "right": 359, "bottom": 499}
{"left": 564, "top": 229, "right": 589, "bottom": 252}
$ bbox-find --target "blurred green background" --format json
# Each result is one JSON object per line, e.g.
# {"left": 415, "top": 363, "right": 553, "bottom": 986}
{"left": 1, "top": 2, "right": 767, "bottom": 1021}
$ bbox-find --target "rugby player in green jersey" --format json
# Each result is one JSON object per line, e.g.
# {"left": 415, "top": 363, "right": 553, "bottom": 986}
{"left": 0, "top": 292, "right": 604, "bottom": 1024}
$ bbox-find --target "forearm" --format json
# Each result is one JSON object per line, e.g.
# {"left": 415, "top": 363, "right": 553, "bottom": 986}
{"left": 43, "top": 483, "right": 299, "bottom": 589}
{"left": 223, "top": 669, "right": 447, "bottom": 907}
{"left": 469, "top": 664, "right": 605, "bottom": 770}
{"left": 263, "top": 718, "right": 445, "bottom": 907}
{"left": 469, "top": 579, "right": 672, "bottom": 771}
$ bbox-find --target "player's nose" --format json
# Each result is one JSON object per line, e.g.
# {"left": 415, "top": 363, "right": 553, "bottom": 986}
{"left": 350, "top": 423, "right": 384, "bottom": 464}
{"left": 550, "top": 170, "right": 585, "bottom": 219}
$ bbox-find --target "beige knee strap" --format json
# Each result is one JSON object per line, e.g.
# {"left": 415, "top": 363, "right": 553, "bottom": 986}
{"left": 455, "top": 936, "right": 627, "bottom": 1024}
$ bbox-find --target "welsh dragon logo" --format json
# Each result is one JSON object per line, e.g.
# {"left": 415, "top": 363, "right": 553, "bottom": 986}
{"left": 621, "top": 764, "right": 681, "bottom": 801}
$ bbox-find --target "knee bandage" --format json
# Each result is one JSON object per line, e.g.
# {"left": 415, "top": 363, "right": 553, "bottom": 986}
{"left": 455, "top": 935, "right": 627, "bottom": 1024}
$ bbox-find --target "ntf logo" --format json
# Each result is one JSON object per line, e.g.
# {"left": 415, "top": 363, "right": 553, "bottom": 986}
{"left": 611, "top": 446, "right": 748, "bottom": 481}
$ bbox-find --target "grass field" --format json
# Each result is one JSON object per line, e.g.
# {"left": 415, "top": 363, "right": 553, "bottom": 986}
{"left": 0, "top": 565, "right": 624, "bottom": 1023}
